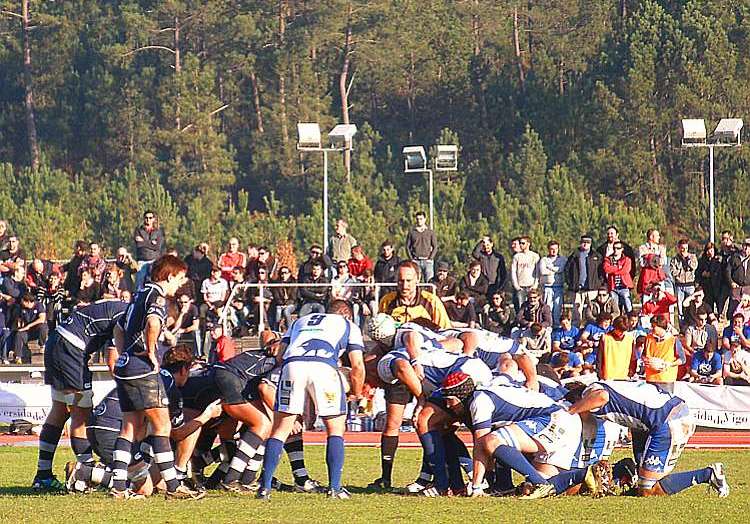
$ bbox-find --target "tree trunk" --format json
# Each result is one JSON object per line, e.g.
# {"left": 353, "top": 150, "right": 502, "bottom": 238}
{"left": 339, "top": 1, "right": 353, "bottom": 183}
{"left": 249, "top": 69, "right": 264, "bottom": 134}
{"left": 21, "top": 0, "right": 39, "bottom": 170}
{"left": 512, "top": 6, "right": 525, "bottom": 88}
{"left": 558, "top": 59, "right": 564, "bottom": 96}
{"left": 278, "top": 0, "right": 290, "bottom": 174}
{"left": 174, "top": 16, "right": 182, "bottom": 130}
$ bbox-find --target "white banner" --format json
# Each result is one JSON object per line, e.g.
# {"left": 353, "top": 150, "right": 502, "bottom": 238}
{"left": 674, "top": 382, "right": 750, "bottom": 430}
{"left": 0, "top": 381, "right": 115, "bottom": 424}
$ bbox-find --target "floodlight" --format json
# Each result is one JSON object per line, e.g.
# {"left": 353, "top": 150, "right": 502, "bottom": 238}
{"left": 713, "top": 118, "right": 743, "bottom": 145}
{"left": 328, "top": 124, "right": 357, "bottom": 149}
{"left": 681, "top": 119, "right": 706, "bottom": 146}
{"left": 435, "top": 145, "right": 458, "bottom": 171}
{"left": 403, "top": 146, "right": 427, "bottom": 172}
{"left": 297, "top": 123, "right": 322, "bottom": 150}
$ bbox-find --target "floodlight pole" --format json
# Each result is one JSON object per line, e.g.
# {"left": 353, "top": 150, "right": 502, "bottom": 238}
{"left": 323, "top": 149, "right": 329, "bottom": 250}
{"left": 428, "top": 166, "right": 434, "bottom": 230}
{"left": 709, "top": 145, "right": 715, "bottom": 244}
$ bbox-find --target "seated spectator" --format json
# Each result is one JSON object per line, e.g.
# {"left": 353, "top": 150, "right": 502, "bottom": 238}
{"left": 682, "top": 286, "right": 717, "bottom": 328}
{"left": 459, "top": 260, "right": 490, "bottom": 308}
{"left": 429, "top": 261, "right": 458, "bottom": 302}
{"left": 225, "top": 266, "right": 250, "bottom": 334}
{"left": 218, "top": 237, "right": 247, "bottom": 281}
{"left": 298, "top": 261, "right": 330, "bottom": 316}
{"left": 297, "top": 244, "right": 333, "bottom": 281}
{"left": 348, "top": 245, "right": 374, "bottom": 281}
{"left": 578, "top": 312, "right": 613, "bottom": 372}
{"left": 733, "top": 294, "right": 750, "bottom": 325}
{"left": 248, "top": 266, "right": 273, "bottom": 331}
{"left": 271, "top": 266, "right": 297, "bottom": 331}
{"left": 25, "top": 259, "right": 52, "bottom": 292}
{"left": 518, "top": 322, "right": 551, "bottom": 364}
{"left": 80, "top": 242, "right": 107, "bottom": 282}
{"left": 550, "top": 350, "right": 583, "bottom": 379}
{"left": 445, "top": 291, "right": 478, "bottom": 328}
{"left": 721, "top": 313, "right": 750, "bottom": 352}
{"left": 724, "top": 341, "right": 750, "bottom": 386}
{"left": 552, "top": 310, "right": 580, "bottom": 352}
{"left": 689, "top": 343, "right": 723, "bottom": 385}
{"left": 640, "top": 282, "right": 677, "bottom": 325}
{"left": 245, "top": 244, "right": 260, "bottom": 281}
{"left": 0, "top": 220, "right": 9, "bottom": 252}
{"left": 115, "top": 247, "right": 138, "bottom": 291}
{"left": 684, "top": 312, "right": 719, "bottom": 356}
{"left": 75, "top": 269, "right": 100, "bottom": 307}
{"left": 516, "top": 288, "right": 551, "bottom": 330}
{"left": 99, "top": 264, "right": 129, "bottom": 299}
{"left": 185, "top": 243, "right": 212, "bottom": 302}
{"left": 0, "top": 235, "right": 25, "bottom": 275}
{"left": 257, "top": 246, "right": 277, "bottom": 278}
{"left": 482, "top": 291, "right": 513, "bottom": 336}
{"left": 374, "top": 240, "right": 401, "bottom": 284}
{"left": 63, "top": 240, "right": 88, "bottom": 295}
{"left": 7, "top": 293, "right": 47, "bottom": 364}
{"left": 331, "top": 262, "right": 357, "bottom": 303}
{"left": 169, "top": 294, "right": 202, "bottom": 356}
{"left": 583, "top": 286, "right": 620, "bottom": 326}
{"left": 354, "top": 268, "right": 378, "bottom": 328}
{"left": 200, "top": 265, "right": 229, "bottom": 323}
{"left": 208, "top": 323, "right": 235, "bottom": 363}
{"left": 36, "top": 272, "right": 67, "bottom": 330}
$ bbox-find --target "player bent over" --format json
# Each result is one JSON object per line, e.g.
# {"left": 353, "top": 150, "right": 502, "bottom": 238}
{"left": 257, "top": 301, "right": 365, "bottom": 500}
{"left": 32, "top": 299, "right": 128, "bottom": 491}
{"left": 568, "top": 380, "right": 729, "bottom": 497}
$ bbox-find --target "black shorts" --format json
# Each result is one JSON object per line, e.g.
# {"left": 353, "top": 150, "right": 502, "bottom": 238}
{"left": 87, "top": 427, "right": 118, "bottom": 465}
{"left": 383, "top": 382, "right": 412, "bottom": 405}
{"left": 181, "top": 375, "right": 222, "bottom": 412}
{"left": 115, "top": 374, "right": 169, "bottom": 412}
{"left": 214, "top": 368, "right": 261, "bottom": 405}
{"left": 43, "top": 332, "right": 92, "bottom": 392}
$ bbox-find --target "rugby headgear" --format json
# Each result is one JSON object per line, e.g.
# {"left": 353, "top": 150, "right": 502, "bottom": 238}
{"left": 367, "top": 313, "right": 398, "bottom": 346}
{"left": 441, "top": 371, "right": 475, "bottom": 401}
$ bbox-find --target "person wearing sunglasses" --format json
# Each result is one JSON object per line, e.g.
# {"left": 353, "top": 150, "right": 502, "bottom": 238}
{"left": 133, "top": 210, "right": 165, "bottom": 291}
{"left": 271, "top": 266, "right": 297, "bottom": 331}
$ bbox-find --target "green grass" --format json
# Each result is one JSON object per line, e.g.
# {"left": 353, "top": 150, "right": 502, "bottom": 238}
{"left": 0, "top": 445, "right": 746, "bottom": 523}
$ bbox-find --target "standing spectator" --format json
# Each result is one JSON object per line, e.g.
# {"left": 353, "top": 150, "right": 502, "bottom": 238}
{"left": 74, "top": 269, "right": 100, "bottom": 307}
{"left": 537, "top": 240, "right": 566, "bottom": 326}
{"left": 725, "top": 238, "right": 750, "bottom": 315}
{"left": 36, "top": 272, "right": 66, "bottom": 331}
{"left": 297, "top": 244, "right": 333, "bottom": 281}
{"left": 200, "top": 265, "right": 229, "bottom": 322}
{"left": 8, "top": 293, "right": 47, "bottom": 364}
{"left": 444, "top": 291, "right": 478, "bottom": 328}
{"left": 602, "top": 241, "right": 634, "bottom": 313}
{"left": 510, "top": 235, "right": 540, "bottom": 311}
{"left": 271, "top": 266, "right": 297, "bottom": 331}
{"left": 218, "top": 237, "right": 247, "bottom": 281}
{"left": 689, "top": 343, "right": 723, "bottom": 385}
{"left": 641, "top": 315, "right": 685, "bottom": 392}
{"left": 596, "top": 225, "right": 637, "bottom": 278}
{"left": 564, "top": 234, "right": 603, "bottom": 325}
{"left": 79, "top": 242, "right": 107, "bottom": 282}
{"left": 459, "top": 260, "right": 489, "bottom": 308}
{"left": 472, "top": 236, "right": 507, "bottom": 294}
{"left": 0, "top": 220, "right": 9, "bottom": 252}
{"left": 724, "top": 341, "right": 750, "bottom": 386}
{"left": 99, "top": 264, "right": 128, "bottom": 299}
{"left": 584, "top": 285, "right": 620, "bottom": 325}
{"left": 297, "top": 261, "right": 330, "bottom": 316}
{"left": 597, "top": 315, "right": 635, "bottom": 380}
{"left": 170, "top": 294, "right": 202, "bottom": 356}
{"left": 115, "top": 247, "right": 137, "bottom": 292}
{"left": 257, "top": 246, "right": 277, "bottom": 278}
{"left": 405, "top": 211, "right": 438, "bottom": 282}
{"left": 348, "top": 245, "right": 374, "bottom": 280}
{"left": 482, "top": 291, "right": 514, "bottom": 336}
{"left": 133, "top": 209, "right": 165, "bottom": 290}
{"left": 245, "top": 244, "right": 261, "bottom": 281}
{"left": 516, "top": 288, "right": 552, "bottom": 330}
{"left": 637, "top": 228, "right": 667, "bottom": 300}
{"left": 428, "top": 261, "right": 458, "bottom": 302}
{"left": 717, "top": 230, "right": 739, "bottom": 320}
{"left": 670, "top": 239, "right": 698, "bottom": 323}
{"left": 63, "top": 240, "right": 87, "bottom": 296}
{"left": 329, "top": 219, "right": 358, "bottom": 263}
{"left": 0, "top": 236, "right": 25, "bottom": 275}
{"left": 696, "top": 242, "right": 722, "bottom": 315}
{"left": 374, "top": 240, "right": 401, "bottom": 284}
{"left": 185, "top": 243, "right": 212, "bottom": 302}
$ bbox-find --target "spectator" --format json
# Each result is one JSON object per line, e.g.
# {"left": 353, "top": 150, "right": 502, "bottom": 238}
{"left": 733, "top": 293, "right": 750, "bottom": 325}
{"left": 218, "top": 237, "right": 247, "bottom": 281}
{"left": 298, "top": 260, "right": 330, "bottom": 316}
{"left": 670, "top": 239, "right": 698, "bottom": 323}
{"left": 133, "top": 209, "right": 165, "bottom": 290}
{"left": 99, "top": 264, "right": 128, "bottom": 299}
{"left": 578, "top": 312, "right": 613, "bottom": 372}
{"left": 597, "top": 315, "right": 635, "bottom": 380}
{"left": 80, "top": 242, "right": 107, "bottom": 282}
{"left": 0, "top": 235, "right": 25, "bottom": 276}
{"left": 271, "top": 266, "right": 297, "bottom": 331}
{"left": 564, "top": 234, "right": 603, "bottom": 325}
{"left": 26, "top": 259, "right": 52, "bottom": 292}
{"left": 208, "top": 323, "right": 235, "bottom": 363}
{"left": 641, "top": 314, "right": 685, "bottom": 392}
{"left": 537, "top": 240, "right": 566, "bottom": 326}
{"left": 298, "top": 244, "right": 333, "bottom": 281}
{"left": 185, "top": 243, "right": 212, "bottom": 302}
{"left": 0, "top": 220, "right": 9, "bottom": 252}
{"left": 552, "top": 310, "right": 580, "bottom": 353}
{"left": 640, "top": 282, "right": 677, "bottom": 325}
{"left": 169, "top": 294, "right": 202, "bottom": 356}
{"left": 245, "top": 244, "right": 260, "bottom": 281}
{"left": 689, "top": 343, "right": 723, "bottom": 385}
{"left": 405, "top": 211, "right": 438, "bottom": 282}
{"left": 329, "top": 219, "right": 358, "bottom": 263}
{"left": 354, "top": 268, "right": 378, "bottom": 327}
{"left": 225, "top": 265, "right": 250, "bottom": 333}
{"left": 348, "top": 245, "right": 374, "bottom": 280}
{"left": 74, "top": 269, "right": 100, "bottom": 307}
{"left": 115, "top": 247, "right": 137, "bottom": 291}
{"left": 596, "top": 225, "right": 637, "bottom": 278}
{"left": 374, "top": 240, "right": 401, "bottom": 284}
{"left": 459, "top": 260, "right": 489, "bottom": 308}
{"left": 696, "top": 241, "right": 722, "bottom": 315}
{"left": 721, "top": 313, "right": 750, "bottom": 352}
{"left": 8, "top": 293, "right": 47, "bottom": 364}
{"left": 63, "top": 240, "right": 88, "bottom": 295}
{"left": 685, "top": 310, "right": 719, "bottom": 358}
{"left": 200, "top": 265, "right": 229, "bottom": 322}
{"left": 723, "top": 341, "right": 750, "bottom": 386}
{"left": 428, "top": 261, "right": 458, "bottom": 302}
{"left": 331, "top": 261, "right": 358, "bottom": 304}
{"left": 482, "top": 291, "right": 513, "bottom": 336}
{"left": 725, "top": 238, "right": 750, "bottom": 315}
{"left": 549, "top": 350, "right": 583, "bottom": 379}
{"left": 257, "top": 246, "right": 277, "bottom": 278}
{"left": 602, "top": 240, "right": 634, "bottom": 313}
{"left": 717, "top": 230, "right": 739, "bottom": 320}
{"left": 637, "top": 228, "right": 667, "bottom": 300}
{"left": 518, "top": 322, "right": 551, "bottom": 364}
{"left": 472, "top": 236, "right": 507, "bottom": 294}
{"left": 2, "top": 265, "right": 26, "bottom": 304}
{"left": 248, "top": 266, "right": 273, "bottom": 332}
{"left": 36, "top": 272, "right": 66, "bottom": 331}
{"left": 682, "top": 286, "right": 717, "bottom": 328}
{"left": 378, "top": 260, "right": 450, "bottom": 327}
{"left": 445, "top": 291, "right": 478, "bottom": 328}
{"left": 516, "top": 288, "right": 552, "bottom": 330}
{"left": 510, "top": 235, "right": 540, "bottom": 312}
{"left": 583, "top": 285, "right": 620, "bottom": 326}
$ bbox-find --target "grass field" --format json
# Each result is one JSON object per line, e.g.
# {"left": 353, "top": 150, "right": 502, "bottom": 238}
{"left": 0, "top": 445, "right": 746, "bottom": 523}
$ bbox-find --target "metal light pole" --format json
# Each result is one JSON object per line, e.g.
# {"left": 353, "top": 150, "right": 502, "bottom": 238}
{"left": 323, "top": 149, "right": 329, "bottom": 250}
{"left": 709, "top": 144, "right": 715, "bottom": 244}
{"left": 403, "top": 144, "right": 458, "bottom": 232}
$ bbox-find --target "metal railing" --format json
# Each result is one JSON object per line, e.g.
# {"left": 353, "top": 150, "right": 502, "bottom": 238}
{"left": 218, "top": 281, "right": 437, "bottom": 332}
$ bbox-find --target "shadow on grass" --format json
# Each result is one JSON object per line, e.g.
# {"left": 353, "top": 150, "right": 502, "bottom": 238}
{"left": 0, "top": 486, "right": 67, "bottom": 496}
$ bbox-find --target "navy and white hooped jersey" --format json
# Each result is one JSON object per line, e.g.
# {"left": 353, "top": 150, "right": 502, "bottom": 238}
{"left": 56, "top": 299, "right": 128, "bottom": 356}
{"left": 281, "top": 313, "right": 364, "bottom": 367}
{"left": 441, "top": 328, "right": 521, "bottom": 369}
{"left": 180, "top": 364, "right": 221, "bottom": 411}
{"left": 490, "top": 373, "right": 568, "bottom": 402}
{"left": 394, "top": 322, "right": 446, "bottom": 350}
{"left": 467, "top": 384, "right": 563, "bottom": 431}
{"left": 576, "top": 418, "right": 622, "bottom": 467}
{"left": 583, "top": 380, "right": 684, "bottom": 432}
{"left": 114, "top": 283, "right": 168, "bottom": 380}
{"left": 390, "top": 346, "right": 490, "bottom": 388}
{"left": 213, "top": 351, "right": 278, "bottom": 382}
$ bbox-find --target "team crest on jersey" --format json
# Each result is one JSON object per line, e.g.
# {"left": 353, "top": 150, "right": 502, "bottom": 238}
{"left": 155, "top": 296, "right": 167, "bottom": 307}
{"left": 93, "top": 402, "right": 106, "bottom": 417}
{"left": 115, "top": 353, "right": 129, "bottom": 368}
{"left": 324, "top": 390, "right": 337, "bottom": 404}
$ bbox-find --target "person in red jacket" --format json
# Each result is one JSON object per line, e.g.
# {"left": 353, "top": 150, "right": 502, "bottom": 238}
{"left": 603, "top": 241, "right": 634, "bottom": 313}
{"left": 347, "top": 245, "right": 374, "bottom": 280}
{"left": 641, "top": 282, "right": 677, "bottom": 325}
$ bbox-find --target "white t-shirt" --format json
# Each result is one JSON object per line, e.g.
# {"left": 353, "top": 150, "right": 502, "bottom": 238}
{"left": 201, "top": 277, "right": 229, "bottom": 303}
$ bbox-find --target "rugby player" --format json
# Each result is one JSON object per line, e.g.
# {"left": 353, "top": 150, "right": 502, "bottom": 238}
{"left": 32, "top": 298, "right": 128, "bottom": 492}
{"left": 257, "top": 301, "right": 365, "bottom": 500}
{"left": 568, "top": 380, "right": 729, "bottom": 497}
{"left": 109, "top": 255, "right": 203, "bottom": 499}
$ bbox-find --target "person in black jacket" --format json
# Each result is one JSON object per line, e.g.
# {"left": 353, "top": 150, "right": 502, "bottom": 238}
{"left": 564, "top": 235, "right": 603, "bottom": 326}
{"left": 184, "top": 244, "right": 213, "bottom": 303}
{"left": 133, "top": 210, "right": 165, "bottom": 290}
{"left": 717, "top": 230, "right": 739, "bottom": 319}
{"left": 459, "top": 260, "right": 490, "bottom": 309}
{"left": 374, "top": 240, "right": 401, "bottom": 284}
{"left": 725, "top": 239, "right": 750, "bottom": 314}
{"left": 63, "top": 240, "right": 87, "bottom": 296}
{"left": 297, "top": 261, "right": 329, "bottom": 316}
{"left": 297, "top": 244, "right": 333, "bottom": 281}
{"left": 696, "top": 241, "right": 722, "bottom": 314}
{"left": 472, "top": 236, "right": 507, "bottom": 294}
{"left": 271, "top": 266, "right": 298, "bottom": 330}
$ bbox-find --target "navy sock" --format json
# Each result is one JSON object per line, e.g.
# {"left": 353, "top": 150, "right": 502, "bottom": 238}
{"left": 224, "top": 430, "right": 263, "bottom": 484}
{"left": 493, "top": 464, "right": 514, "bottom": 492}
{"left": 659, "top": 468, "right": 712, "bottom": 495}
{"left": 419, "top": 431, "right": 448, "bottom": 491}
{"left": 36, "top": 423, "right": 63, "bottom": 478}
{"left": 285, "top": 434, "right": 309, "bottom": 484}
{"left": 492, "top": 445, "right": 547, "bottom": 485}
{"left": 260, "top": 438, "right": 284, "bottom": 491}
{"left": 326, "top": 436, "right": 345, "bottom": 491}
{"left": 445, "top": 433, "right": 473, "bottom": 475}
{"left": 110, "top": 437, "right": 132, "bottom": 492}
{"left": 380, "top": 435, "right": 399, "bottom": 483}
{"left": 549, "top": 467, "right": 589, "bottom": 494}
{"left": 151, "top": 435, "right": 180, "bottom": 492}
{"left": 70, "top": 436, "right": 94, "bottom": 465}
{"left": 443, "top": 435, "right": 464, "bottom": 491}
{"left": 417, "top": 452, "right": 433, "bottom": 484}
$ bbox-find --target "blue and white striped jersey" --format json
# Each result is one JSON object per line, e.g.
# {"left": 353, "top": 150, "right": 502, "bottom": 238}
{"left": 281, "top": 313, "right": 364, "bottom": 367}
{"left": 440, "top": 327, "right": 521, "bottom": 369}
{"left": 467, "top": 384, "right": 562, "bottom": 431}
{"left": 583, "top": 380, "right": 684, "bottom": 431}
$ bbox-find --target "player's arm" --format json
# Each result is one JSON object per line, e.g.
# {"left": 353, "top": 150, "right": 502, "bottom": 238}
{"left": 170, "top": 400, "right": 222, "bottom": 441}
{"left": 596, "top": 338, "right": 605, "bottom": 377}
{"left": 392, "top": 357, "right": 423, "bottom": 398}
{"left": 441, "top": 336, "right": 464, "bottom": 354}
{"left": 513, "top": 352, "right": 539, "bottom": 391}
{"left": 108, "top": 323, "right": 125, "bottom": 375}
{"left": 470, "top": 426, "right": 491, "bottom": 490}
{"left": 136, "top": 315, "right": 162, "bottom": 371}
{"left": 23, "top": 311, "right": 45, "bottom": 331}
{"left": 568, "top": 387, "right": 609, "bottom": 415}
{"left": 348, "top": 349, "right": 365, "bottom": 399}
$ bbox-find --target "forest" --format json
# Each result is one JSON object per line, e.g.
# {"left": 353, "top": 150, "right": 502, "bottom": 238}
{"left": 0, "top": 0, "right": 749, "bottom": 263}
